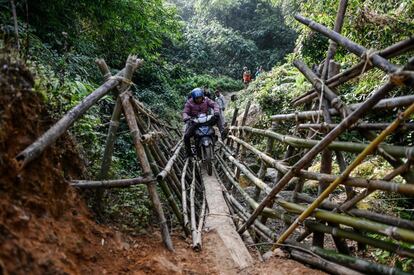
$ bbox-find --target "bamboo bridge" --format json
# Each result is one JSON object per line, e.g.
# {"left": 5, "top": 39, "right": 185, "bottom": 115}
{"left": 14, "top": 2, "right": 414, "bottom": 274}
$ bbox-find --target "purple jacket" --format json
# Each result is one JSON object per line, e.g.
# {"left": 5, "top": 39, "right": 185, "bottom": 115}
{"left": 182, "top": 97, "right": 219, "bottom": 121}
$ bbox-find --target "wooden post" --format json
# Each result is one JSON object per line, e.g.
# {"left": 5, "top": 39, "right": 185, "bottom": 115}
{"left": 146, "top": 145, "right": 190, "bottom": 236}
{"left": 227, "top": 107, "right": 239, "bottom": 147}
{"left": 120, "top": 91, "right": 173, "bottom": 251}
{"left": 320, "top": 0, "right": 348, "bottom": 79}
{"left": 235, "top": 100, "right": 251, "bottom": 179}
{"left": 253, "top": 127, "right": 275, "bottom": 202}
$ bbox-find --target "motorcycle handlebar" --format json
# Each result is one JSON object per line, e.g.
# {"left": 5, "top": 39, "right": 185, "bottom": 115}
{"left": 192, "top": 114, "right": 213, "bottom": 124}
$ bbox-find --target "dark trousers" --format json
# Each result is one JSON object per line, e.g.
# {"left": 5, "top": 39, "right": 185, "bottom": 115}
{"left": 184, "top": 116, "right": 221, "bottom": 156}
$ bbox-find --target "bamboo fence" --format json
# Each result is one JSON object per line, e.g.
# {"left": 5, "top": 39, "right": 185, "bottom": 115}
{"left": 15, "top": 55, "right": 206, "bottom": 252}
{"left": 212, "top": 2, "right": 414, "bottom": 273}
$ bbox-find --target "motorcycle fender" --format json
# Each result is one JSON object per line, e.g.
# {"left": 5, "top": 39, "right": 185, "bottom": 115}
{"left": 201, "top": 137, "right": 212, "bottom": 146}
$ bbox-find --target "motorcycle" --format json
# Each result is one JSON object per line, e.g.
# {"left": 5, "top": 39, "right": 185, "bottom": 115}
{"left": 191, "top": 113, "right": 216, "bottom": 175}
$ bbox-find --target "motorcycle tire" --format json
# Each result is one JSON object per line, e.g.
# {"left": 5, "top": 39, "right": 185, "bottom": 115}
{"left": 204, "top": 145, "right": 213, "bottom": 176}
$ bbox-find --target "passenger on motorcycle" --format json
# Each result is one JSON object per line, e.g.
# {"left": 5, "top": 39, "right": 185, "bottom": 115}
{"left": 182, "top": 88, "right": 226, "bottom": 158}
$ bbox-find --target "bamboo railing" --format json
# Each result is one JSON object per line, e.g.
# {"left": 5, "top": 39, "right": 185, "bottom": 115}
{"left": 15, "top": 55, "right": 206, "bottom": 252}
{"left": 212, "top": 1, "right": 414, "bottom": 273}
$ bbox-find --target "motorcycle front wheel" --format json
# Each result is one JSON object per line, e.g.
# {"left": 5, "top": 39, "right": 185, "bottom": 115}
{"left": 203, "top": 145, "right": 213, "bottom": 176}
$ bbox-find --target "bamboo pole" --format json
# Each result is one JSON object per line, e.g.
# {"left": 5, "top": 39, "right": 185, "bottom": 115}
{"left": 310, "top": 246, "right": 411, "bottom": 275}
{"left": 190, "top": 162, "right": 198, "bottom": 249}
{"left": 235, "top": 100, "right": 251, "bottom": 178}
{"left": 220, "top": 142, "right": 272, "bottom": 194}
{"left": 194, "top": 193, "right": 206, "bottom": 251}
{"left": 294, "top": 15, "right": 399, "bottom": 74}
{"left": 338, "top": 160, "right": 411, "bottom": 212}
{"left": 227, "top": 134, "right": 414, "bottom": 195}
{"left": 318, "top": 60, "right": 350, "bottom": 252}
{"left": 217, "top": 155, "right": 414, "bottom": 258}
{"left": 15, "top": 56, "right": 144, "bottom": 169}
{"left": 290, "top": 249, "right": 363, "bottom": 275}
{"left": 230, "top": 126, "right": 410, "bottom": 158}
{"left": 227, "top": 107, "right": 239, "bottom": 147}
{"left": 292, "top": 37, "right": 414, "bottom": 106}
{"left": 293, "top": 192, "right": 414, "bottom": 231}
{"left": 95, "top": 60, "right": 122, "bottom": 212}
{"left": 238, "top": 80, "right": 397, "bottom": 234}
{"left": 16, "top": 76, "right": 119, "bottom": 168}
{"left": 153, "top": 144, "right": 184, "bottom": 201}
{"left": 218, "top": 152, "right": 414, "bottom": 244}
{"left": 120, "top": 91, "right": 173, "bottom": 250}
{"left": 274, "top": 95, "right": 414, "bottom": 122}
{"left": 181, "top": 159, "right": 190, "bottom": 229}
{"left": 132, "top": 99, "right": 178, "bottom": 130}
{"left": 320, "top": 0, "right": 348, "bottom": 80}
{"left": 253, "top": 128, "right": 275, "bottom": 202}
{"left": 294, "top": 60, "right": 350, "bottom": 115}
{"left": 279, "top": 200, "right": 414, "bottom": 243}
{"left": 70, "top": 177, "right": 154, "bottom": 188}
{"left": 276, "top": 101, "right": 414, "bottom": 245}
{"left": 146, "top": 146, "right": 189, "bottom": 236}
{"left": 149, "top": 144, "right": 182, "bottom": 202}
{"left": 220, "top": 157, "right": 414, "bottom": 257}
{"left": 157, "top": 141, "right": 184, "bottom": 181}
{"left": 298, "top": 122, "right": 414, "bottom": 131}
{"left": 216, "top": 154, "right": 275, "bottom": 217}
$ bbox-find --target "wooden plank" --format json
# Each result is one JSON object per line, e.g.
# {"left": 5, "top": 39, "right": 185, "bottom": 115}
{"left": 203, "top": 168, "right": 254, "bottom": 270}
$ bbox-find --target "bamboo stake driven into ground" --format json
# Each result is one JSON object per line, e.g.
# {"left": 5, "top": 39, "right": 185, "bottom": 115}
{"left": 120, "top": 90, "right": 174, "bottom": 251}
{"left": 234, "top": 100, "right": 251, "bottom": 179}
{"left": 181, "top": 159, "right": 190, "bottom": 230}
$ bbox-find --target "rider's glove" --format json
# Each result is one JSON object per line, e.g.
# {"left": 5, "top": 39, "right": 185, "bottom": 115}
{"left": 183, "top": 117, "right": 190, "bottom": 123}
{"left": 214, "top": 113, "right": 220, "bottom": 119}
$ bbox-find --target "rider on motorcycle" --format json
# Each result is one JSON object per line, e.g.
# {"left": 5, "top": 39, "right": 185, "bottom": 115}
{"left": 182, "top": 88, "right": 226, "bottom": 158}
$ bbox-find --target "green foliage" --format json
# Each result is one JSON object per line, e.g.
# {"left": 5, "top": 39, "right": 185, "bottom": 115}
{"left": 104, "top": 185, "right": 152, "bottom": 229}
{"left": 177, "top": 74, "right": 243, "bottom": 93}
{"left": 367, "top": 232, "right": 414, "bottom": 272}
{"left": 245, "top": 62, "right": 309, "bottom": 117}
{"left": 25, "top": 0, "right": 181, "bottom": 67}
{"left": 169, "top": 0, "right": 297, "bottom": 78}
